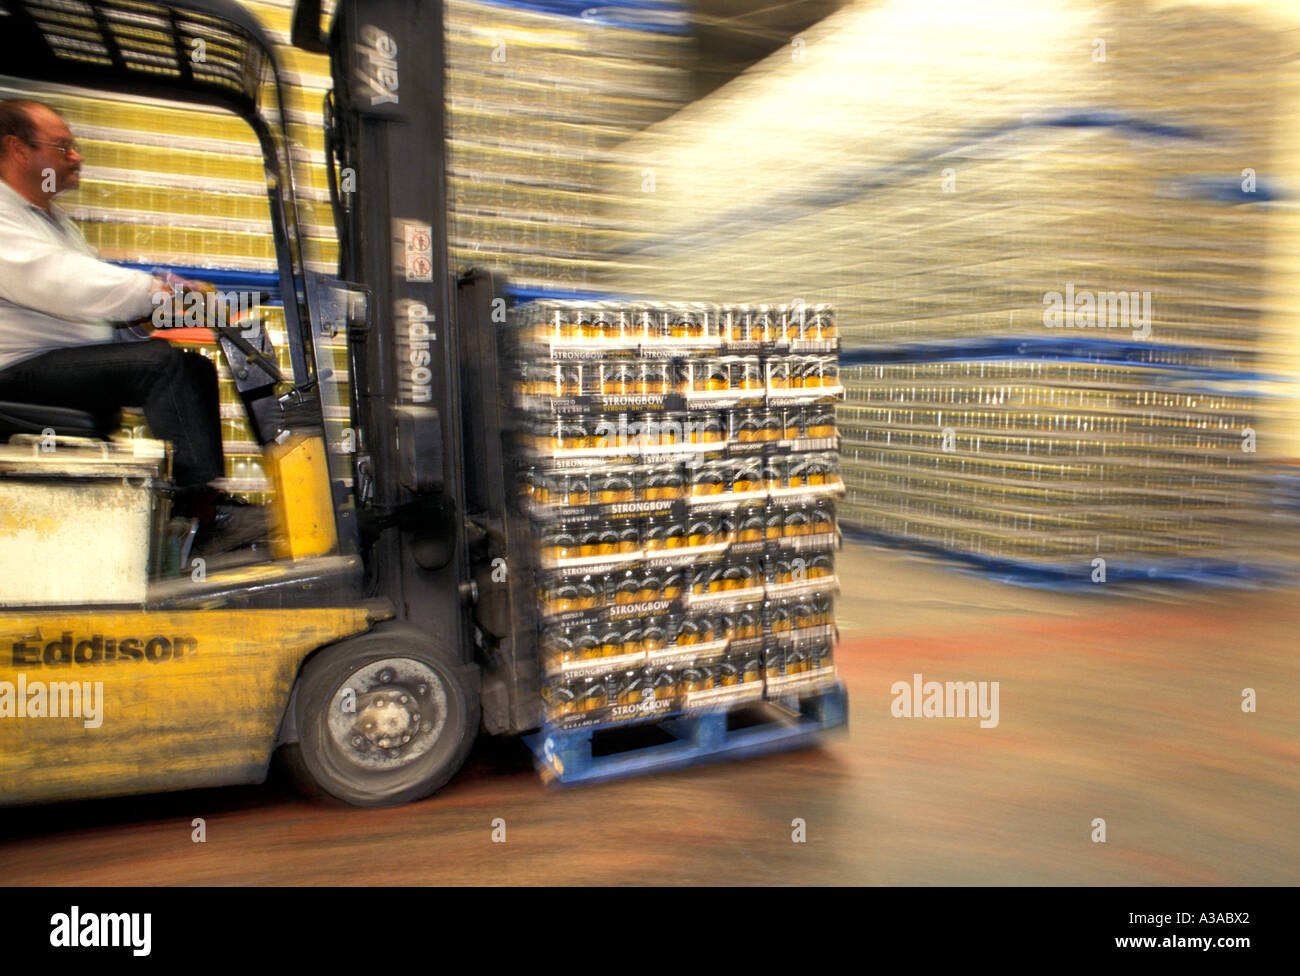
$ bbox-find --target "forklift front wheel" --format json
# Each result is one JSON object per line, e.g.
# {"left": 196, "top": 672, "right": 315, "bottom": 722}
{"left": 287, "top": 634, "right": 479, "bottom": 807}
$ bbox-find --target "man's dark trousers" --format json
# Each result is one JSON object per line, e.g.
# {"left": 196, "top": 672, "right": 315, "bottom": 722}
{"left": 0, "top": 338, "right": 224, "bottom": 490}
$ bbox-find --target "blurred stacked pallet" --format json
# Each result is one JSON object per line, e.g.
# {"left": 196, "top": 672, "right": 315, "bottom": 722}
{"left": 598, "top": 0, "right": 1300, "bottom": 580}
{"left": 838, "top": 360, "right": 1285, "bottom": 576}
{"left": 509, "top": 299, "right": 843, "bottom": 728}
{"left": 444, "top": 0, "right": 693, "bottom": 290}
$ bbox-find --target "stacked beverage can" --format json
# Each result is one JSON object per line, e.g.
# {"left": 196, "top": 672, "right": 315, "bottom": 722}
{"left": 509, "top": 300, "right": 844, "bottom": 730}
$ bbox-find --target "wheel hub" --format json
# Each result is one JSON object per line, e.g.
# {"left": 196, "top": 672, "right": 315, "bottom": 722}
{"left": 326, "top": 658, "right": 449, "bottom": 770}
{"left": 355, "top": 692, "right": 422, "bottom": 750}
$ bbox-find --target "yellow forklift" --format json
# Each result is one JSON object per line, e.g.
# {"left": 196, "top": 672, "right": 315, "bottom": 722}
{"left": 0, "top": 0, "right": 538, "bottom": 806}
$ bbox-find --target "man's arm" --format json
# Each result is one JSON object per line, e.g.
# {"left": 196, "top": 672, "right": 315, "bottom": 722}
{"left": 0, "top": 210, "right": 160, "bottom": 322}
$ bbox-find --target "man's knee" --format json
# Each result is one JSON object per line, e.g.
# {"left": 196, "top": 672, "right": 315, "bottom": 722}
{"left": 146, "top": 341, "right": 215, "bottom": 385}
{"left": 133, "top": 342, "right": 218, "bottom": 411}
{"left": 179, "top": 349, "right": 218, "bottom": 385}
{"left": 131, "top": 338, "right": 189, "bottom": 377}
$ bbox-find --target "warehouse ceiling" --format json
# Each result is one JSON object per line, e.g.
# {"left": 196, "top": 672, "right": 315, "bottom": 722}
{"left": 689, "top": 0, "right": 850, "bottom": 97}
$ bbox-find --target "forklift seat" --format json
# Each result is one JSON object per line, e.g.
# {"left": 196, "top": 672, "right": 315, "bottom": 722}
{"left": 0, "top": 401, "right": 120, "bottom": 441}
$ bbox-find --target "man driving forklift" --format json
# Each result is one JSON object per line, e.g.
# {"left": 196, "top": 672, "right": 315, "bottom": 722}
{"left": 0, "top": 98, "right": 262, "bottom": 555}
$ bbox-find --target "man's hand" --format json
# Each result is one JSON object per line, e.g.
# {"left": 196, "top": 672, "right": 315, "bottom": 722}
{"left": 154, "top": 270, "right": 213, "bottom": 294}
{"left": 146, "top": 270, "right": 216, "bottom": 332}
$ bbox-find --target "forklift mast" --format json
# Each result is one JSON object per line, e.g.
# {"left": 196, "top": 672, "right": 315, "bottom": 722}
{"left": 306, "top": 0, "right": 472, "bottom": 655}
{"left": 296, "top": 0, "right": 539, "bottom": 730}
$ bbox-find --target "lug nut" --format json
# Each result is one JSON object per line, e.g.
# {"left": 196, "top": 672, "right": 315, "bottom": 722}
{"left": 352, "top": 736, "right": 363, "bottom": 747}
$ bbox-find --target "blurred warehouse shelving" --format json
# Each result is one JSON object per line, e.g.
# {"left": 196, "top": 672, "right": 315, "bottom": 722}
{"left": 443, "top": 0, "right": 694, "bottom": 290}
{"left": 598, "top": 0, "right": 1300, "bottom": 582}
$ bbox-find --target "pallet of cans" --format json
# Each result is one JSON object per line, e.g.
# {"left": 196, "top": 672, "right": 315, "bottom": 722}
{"left": 508, "top": 299, "right": 844, "bottom": 730}
{"left": 835, "top": 357, "right": 1291, "bottom": 579}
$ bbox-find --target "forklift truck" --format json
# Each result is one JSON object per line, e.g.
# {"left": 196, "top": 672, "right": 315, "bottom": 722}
{"left": 0, "top": 0, "right": 539, "bottom": 806}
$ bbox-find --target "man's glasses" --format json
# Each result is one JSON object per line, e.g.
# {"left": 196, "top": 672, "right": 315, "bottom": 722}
{"left": 26, "top": 139, "right": 80, "bottom": 157}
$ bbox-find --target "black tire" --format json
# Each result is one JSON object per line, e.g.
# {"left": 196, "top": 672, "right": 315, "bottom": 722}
{"left": 287, "top": 629, "right": 479, "bottom": 807}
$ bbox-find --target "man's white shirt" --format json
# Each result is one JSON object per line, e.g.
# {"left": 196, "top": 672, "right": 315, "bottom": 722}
{"left": 0, "top": 178, "right": 155, "bottom": 372}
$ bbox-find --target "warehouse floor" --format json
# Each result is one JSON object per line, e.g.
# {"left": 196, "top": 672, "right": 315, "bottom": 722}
{"left": 1, "top": 539, "right": 1297, "bottom": 885}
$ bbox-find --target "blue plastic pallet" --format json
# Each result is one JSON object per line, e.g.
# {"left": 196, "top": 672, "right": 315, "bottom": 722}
{"left": 525, "top": 682, "right": 848, "bottom": 786}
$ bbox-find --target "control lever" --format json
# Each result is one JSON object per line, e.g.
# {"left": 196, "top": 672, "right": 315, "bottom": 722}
{"left": 213, "top": 325, "right": 284, "bottom": 383}
{"left": 277, "top": 373, "right": 330, "bottom": 407}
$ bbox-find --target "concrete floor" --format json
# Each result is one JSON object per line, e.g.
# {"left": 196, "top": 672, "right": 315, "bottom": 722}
{"left": 1, "top": 539, "right": 1297, "bottom": 885}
